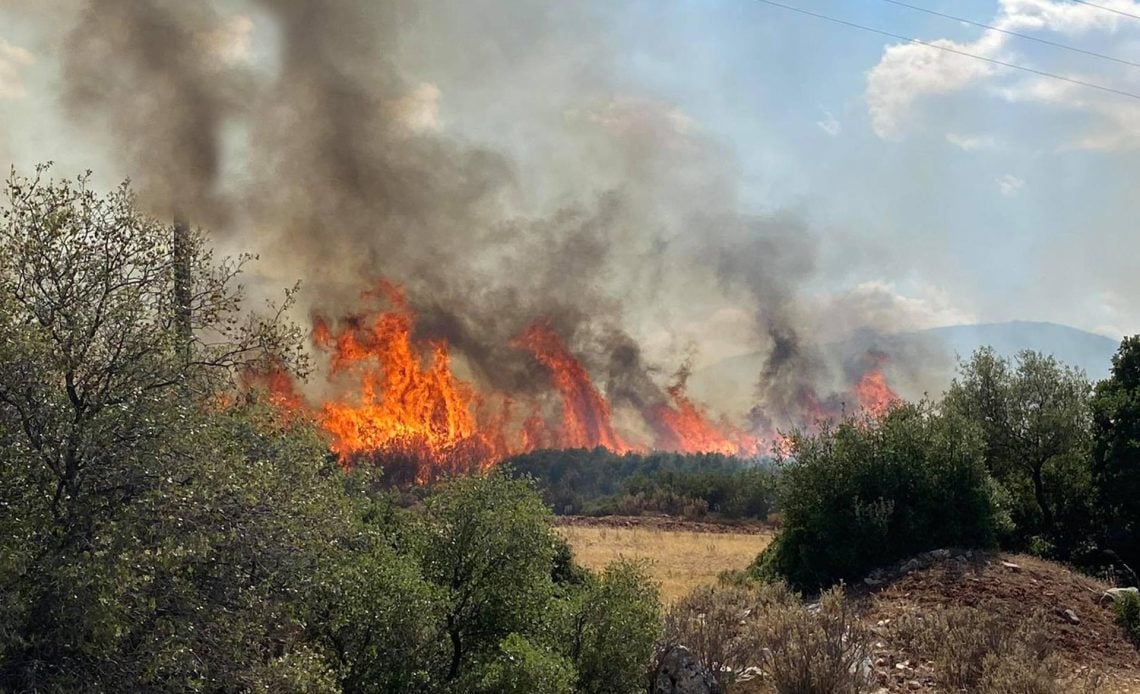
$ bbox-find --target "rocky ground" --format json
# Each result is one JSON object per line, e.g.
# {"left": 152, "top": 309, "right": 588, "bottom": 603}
{"left": 860, "top": 550, "right": 1139, "bottom": 692}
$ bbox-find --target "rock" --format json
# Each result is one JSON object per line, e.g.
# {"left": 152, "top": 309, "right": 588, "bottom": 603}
{"left": 1001, "top": 561, "right": 1022, "bottom": 571}
{"left": 928, "top": 549, "right": 951, "bottom": 560}
{"left": 1101, "top": 587, "right": 1139, "bottom": 605}
{"left": 865, "top": 576, "right": 885, "bottom": 587}
{"left": 653, "top": 645, "right": 722, "bottom": 694}
{"left": 1061, "top": 608, "right": 1080, "bottom": 625}
{"left": 901, "top": 558, "right": 923, "bottom": 573}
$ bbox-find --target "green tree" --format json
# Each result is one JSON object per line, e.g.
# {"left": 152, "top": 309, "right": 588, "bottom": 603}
{"left": 0, "top": 168, "right": 337, "bottom": 691}
{"left": 558, "top": 559, "right": 661, "bottom": 694}
{"left": 755, "top": 402, "right": 1000, "bottom": 590}
{"left": 417, "top": 472, "right": 557, "bottom": 685}
{"left": 475, "top": 634, "right": 574, "bottom": 694}
{"left": 1091, "top": 336, "right": 1140, "bottom": 576}
{"left": 944, "top": 348, "right": 1095, "bottom": 557}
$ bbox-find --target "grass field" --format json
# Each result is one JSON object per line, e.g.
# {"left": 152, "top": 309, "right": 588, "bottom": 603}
{"left": 557, "top": 521, "right": 773, "bottom": 603}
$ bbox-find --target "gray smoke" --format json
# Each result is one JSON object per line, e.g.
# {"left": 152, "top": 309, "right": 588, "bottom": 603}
{"left": 44, "top": 0, "right": 925, "bottom": 435}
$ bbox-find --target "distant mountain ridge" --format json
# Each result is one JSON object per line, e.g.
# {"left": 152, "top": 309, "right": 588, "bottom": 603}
{"left": 915, "top": 321, "right": 1118, "bottom": 380}
{"left": 687, "top": 321, "right": 1121, "bottom": 415}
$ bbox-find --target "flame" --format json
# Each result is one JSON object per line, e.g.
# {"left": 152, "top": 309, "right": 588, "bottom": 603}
{"left": 311, "top": 282, "right": 504, "bottom": 478}
{"left": 853, "top": 351, "right": 898, "bottom": 416}
{"left": 245, "top": 281, "right": 901, "bottom": 478}
{"left": 647, "top": 379, "right": 761, "bottom": 456}
{"left": 513, "top": 321, "right": 636, "bottom": 453}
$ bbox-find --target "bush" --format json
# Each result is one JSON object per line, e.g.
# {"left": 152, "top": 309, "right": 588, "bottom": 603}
{"left": 752, "top": 586, "right": 872, "bottom": 694}
{"left": 754, "top": 403, "right": 1001, "bottom": 590}
{"left": 662, "top": 584, "right": 757, "bottom": 684}
{"left": 475, "top": 634, "right": 574, "bottom": 694}
{"left": 661, "top": 581, "right": 797, "bottom": 691}
{"left": 559, "top": 559, "right": 662, "bottom": 694}
{"left": 893, "top": 605, "right": 1059, "bottom": 693}
{"left": 1114, "top": 592, "right": 1140, "bottom": 647}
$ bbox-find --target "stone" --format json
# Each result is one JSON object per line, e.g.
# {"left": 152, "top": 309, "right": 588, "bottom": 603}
{"left": 1101, "top": 587, "right": 1139, "bottom": 605}
{"left": 1061, "top": 608, "right": 1080, "bottom": 625}
{"left": 1000, "top": 561, "right": 1022, "bottom": 571}
{"left": 901, "top": 558, "right": 923, "bottom": 573}
{"left": 928, "top": 549, "right": 951, "bottom": 560}
{"left": 653, "top": 645, "right": 722, "bottom": 694}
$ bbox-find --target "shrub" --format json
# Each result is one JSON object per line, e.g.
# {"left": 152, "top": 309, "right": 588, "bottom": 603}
{"left": 893, "top": 605, "right": 1059, "bottom": 693}
{"left": 754, "top": 403, "right": 1001, "bottom": 590}
{"left": 560, "top": 559, "right": 662, "bottom": 694}
{"left": 752, "top": 586, "right": 872, "bottom": 694}
{"left": 662, "top": 582, "right": 798, "bottom": 691}
{"left": 1114, "top": 591, "right": 1140, "bottom": 647}
{"left": 662, "top": 584, "right": 756, "bottom": 686}
{"left": 475, "top": 634, "right": 574, "bottom": 694}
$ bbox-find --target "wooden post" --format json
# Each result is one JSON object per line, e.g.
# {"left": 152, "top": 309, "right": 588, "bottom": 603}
{"left": 173, "top": 219, "right": 192, "bottom": 374}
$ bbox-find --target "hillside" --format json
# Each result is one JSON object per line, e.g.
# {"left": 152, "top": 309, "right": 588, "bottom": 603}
{"left": 862, "top": 551, "right": 1139, "bottom": 693}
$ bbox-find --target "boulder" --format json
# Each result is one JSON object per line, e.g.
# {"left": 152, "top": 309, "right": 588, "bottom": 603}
{"left": 1101, "top": 587, "right": 1139, "bottom": 605}
{"left": 653, "top": 646, "right": 722, "bottom": 694}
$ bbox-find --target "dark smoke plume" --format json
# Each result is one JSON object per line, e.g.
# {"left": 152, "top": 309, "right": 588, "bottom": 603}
{"left": 48, "top": 0, "right": 924, "bottom": 436}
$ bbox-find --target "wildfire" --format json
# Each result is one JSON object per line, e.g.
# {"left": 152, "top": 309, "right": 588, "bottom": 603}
{"left": 310, "top": 282, "right": 504, "bottom": 477}
{"left": 648, "top": 377, "right": 761, "bottom": 456}
{"left": 513, "top": 321, "right": 635, "bottom": 453}
{"left": 247, "top": 280, "right": 900, "bottom": 479}
{"left": 853, "top": 351, "right": 899, "bottom": 416}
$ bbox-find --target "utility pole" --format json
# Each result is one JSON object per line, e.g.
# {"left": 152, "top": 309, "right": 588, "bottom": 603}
{"left": 173, "top": 219, "right": 192, "bottom": 376}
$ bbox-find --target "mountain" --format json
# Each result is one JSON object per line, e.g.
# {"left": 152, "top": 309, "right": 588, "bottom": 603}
{"left": 917, "top": 321, "right": 1118, "bottom": 379}
{"left": 687, "top": 321, "right": 1120, "bottom": 415}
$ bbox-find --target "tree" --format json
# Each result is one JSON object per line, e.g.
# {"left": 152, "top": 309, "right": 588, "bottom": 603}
{"left": 558, "top": 560, "right": 661, "bottom": 694}
{"left": 416, "top": 472, "right": 557, "bottom": 685}
{"left": 943, "top": 348, "right": 1095, "bottom": 557}
{"left": 1091, "top": 336, "right": 1140, "bottom": 578}
{"left": 0, "top": 167, "right": 334, "bottom": 690}
{"left": 755, "top": 402, "right": 1000, "bottom": 590}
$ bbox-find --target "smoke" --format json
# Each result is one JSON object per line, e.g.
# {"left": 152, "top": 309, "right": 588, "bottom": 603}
{"left": 44, "top": 0, "right": 923, "bottom": 435}
{"left": 61, "top": 0, "right": 245, "bottom": 223}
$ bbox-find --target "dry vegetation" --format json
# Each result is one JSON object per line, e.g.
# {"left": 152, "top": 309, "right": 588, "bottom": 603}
{"left": 556, "top": 517, "right": 772, "bottom": 603}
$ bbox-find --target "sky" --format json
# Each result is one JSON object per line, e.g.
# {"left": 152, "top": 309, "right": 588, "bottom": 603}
{"left": 1, "top": 0, "right": 1139, "bottom": 350}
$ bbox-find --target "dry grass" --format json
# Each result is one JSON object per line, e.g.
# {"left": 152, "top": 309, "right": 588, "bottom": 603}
{"left": 557, "top": 524, "right": 772, "bottom": 603}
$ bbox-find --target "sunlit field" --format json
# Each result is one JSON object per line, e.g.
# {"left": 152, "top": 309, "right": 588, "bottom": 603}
{"left": 558, "top": 523, "right": 773, "bottom": 603}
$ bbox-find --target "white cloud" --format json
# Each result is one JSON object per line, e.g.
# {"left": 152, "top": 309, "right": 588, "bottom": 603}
{"left": 817, "top": 110, "right": 841, "bottom": 136}
{"left": 0, "top": 40, "right": 34, "bottom": 100}
{"left": 865, "top": 0, "right": 1140, "bottom": 148}
{"left": 945, "top": 132, "right": 1001, "bottom": 151}
{"left": 866, "top": 33, "right": 1000, "bottom": 138}
{"left": 996, "top": 173, "right": 1025, "bottom": 196}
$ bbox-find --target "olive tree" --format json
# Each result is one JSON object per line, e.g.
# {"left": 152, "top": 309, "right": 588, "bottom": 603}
{"left": 943, "top": 348, "right": 1095, "bottom": 557}
{"left": 0, "top": 167, "right": 335, "bottom": 691}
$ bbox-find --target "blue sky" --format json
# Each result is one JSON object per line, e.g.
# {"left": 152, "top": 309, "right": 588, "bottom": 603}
{"left": 2, "top": 0, "right": 1140, "bottom": 347}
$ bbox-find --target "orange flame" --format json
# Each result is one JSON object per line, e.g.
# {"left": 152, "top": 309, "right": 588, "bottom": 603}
{"left": 513, "top": 321, "right": 636, "bottom": 453}
{"left": 245, "top": 281, "right": 901, "bottom": 478}
{"left": 311, "top": 282, "right": 503, "bottom": 477}
{"left": 648, "top": 381, "right": 761, "bottom": 456}
{"left": 853, "top": 351, "right": 898, "bottom": 416}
